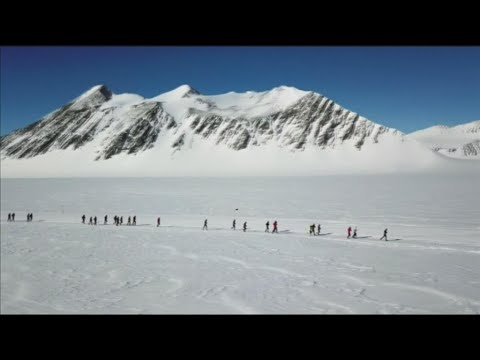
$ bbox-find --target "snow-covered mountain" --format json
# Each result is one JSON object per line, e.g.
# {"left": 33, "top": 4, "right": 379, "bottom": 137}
{"left": 0, "top": 85, "right": 455, "bottom": 177}
{"left": 408, "top": 121, "right": 480, "bottom": 158}
{"left": 1, "top": 84, "right": 403, "bottom": 158}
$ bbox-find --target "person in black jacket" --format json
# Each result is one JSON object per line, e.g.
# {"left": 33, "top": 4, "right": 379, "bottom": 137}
{"left": 380, "top": 228, "right": 388, "bottom": 241}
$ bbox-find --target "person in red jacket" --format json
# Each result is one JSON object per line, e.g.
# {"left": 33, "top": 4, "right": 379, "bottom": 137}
{"left": 272, "top": 220, "right": 278, "bottom": 233}
{"left": 347, "top": 226, "right": 352, "bottom": 238}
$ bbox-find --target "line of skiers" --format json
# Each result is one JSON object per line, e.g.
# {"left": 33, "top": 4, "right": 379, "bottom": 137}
{"left": 202, "top": 220, "right": 395, "bottom": 237}
{"left": 203, "top": 219, "right": 279, "bottom": 232}
{"left": 6, "top": 213, "right": 34, "bottom": 222}
{"left": 87, "top": 216, "right": 97, "bottom": 225}
{"left": 6, "top": 213, "right": 33, "bottom": 222}
{"left": 265, "top": 220, "right": 278, "bottom": 233}
{"left": 81, "top": 214, "right": 137, "bottom": 226}
{"left": 201, "top": 222, "right": 388, "bottom": 239}
{"left": 9, "top": 212, "right": 387, "bottom": 239}
{"left": 347, "top": 226, "right": 388, "bottom": 241}
{"left": 226, "top": 219, "right": 279, "bottom": 233}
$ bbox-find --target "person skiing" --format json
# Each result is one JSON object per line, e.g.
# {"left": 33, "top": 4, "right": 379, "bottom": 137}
{"left": 203, "top": 219, "right": 208, "bottom": 230}
{"left": 7, "top": 213, "right": 11, "bottom": 222}
{"left": 12, "top": 213, "right": 15, "bottom": 222}
{"left": 310, "top": 224, "right": 316, "bottom": 236}
{"left": 232, "top": 219, "right": 236, "bottom": 230}
{"left": 120, "top": 216, "right": 123, "bottom": 225}
{"left": 94, "top": 216, "right": 97, "bottom": 225}
{"left": 353, "top": 227, "right": 357, "bottom": 238}
{"left": 31, "top": 213, "right": 33, "bottom": 222}
{"left": 128, "top": 216, "right": 131, "bottom": 226}
{"left": 104, "top": 215, "right": 108, "bottom": 225}
{"left": 272, "top": 220, "right": 278, "bottom": 233}
{"left": 380, "top": 228, "right": 388, "bottom": 241}
{"left": 243, "top": 221, "right": 247, "bottom": 232}
{"left": 157, "top": 217, "right": 161, "bottom": 227}
{"left": 265, "top": 221, "right": 270, "bottom": 232}
{"left": 133, "top": 216, "right": 136, "bottom": 226}
{"left": 347, "top": 226, "right": 352, "bottom": 238}
{"left": 89, "top": 216, "right": 93, "bottom": 225}
{"left": 317, "top": 224, "right": 321, "bottom": 235}
{"left": 82, "top": 214, "right": 86, "bottom": 224}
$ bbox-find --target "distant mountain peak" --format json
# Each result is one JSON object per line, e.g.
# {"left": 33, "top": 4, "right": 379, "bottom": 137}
{"left": 153, "top": 85, "right": 200, "bottom": 101}
{"left": 178, "top": 84, "right": 200, "bottom": 96}
{"left": 407, "top": 119, "right": 480, "bottom": 158}
{"left": 71, "top": 84, "right": 113, "bottom": 110}
{"left": 76, "top": 84, "right": 112, "bottom": 99}
{"left": 271, "top": 85, "right": 298, "bottom": 91}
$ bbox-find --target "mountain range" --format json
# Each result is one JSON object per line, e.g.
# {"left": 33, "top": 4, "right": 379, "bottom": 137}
{"left": 1, "top": 85, "right": 478, "bottom": 177}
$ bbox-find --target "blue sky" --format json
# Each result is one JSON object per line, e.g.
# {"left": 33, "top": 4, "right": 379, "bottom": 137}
{"left": 1, "top": 46, "right": 479, "bottom": 135}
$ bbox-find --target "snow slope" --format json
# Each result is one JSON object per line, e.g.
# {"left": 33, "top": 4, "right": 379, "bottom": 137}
{"left": 408, "top": 120, "right": 480, "bottom": 158}
{"left": 2, "top": 176, "right": 479, "bottom": 314}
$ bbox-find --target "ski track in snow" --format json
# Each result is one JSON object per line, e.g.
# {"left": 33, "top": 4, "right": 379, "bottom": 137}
{"left": 1, "top": 176, "right": 480, "bottom": 314}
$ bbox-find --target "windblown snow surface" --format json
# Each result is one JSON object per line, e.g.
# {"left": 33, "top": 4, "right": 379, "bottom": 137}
{"left": 1, "top": 175, "right": 480, "bottom": 314}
